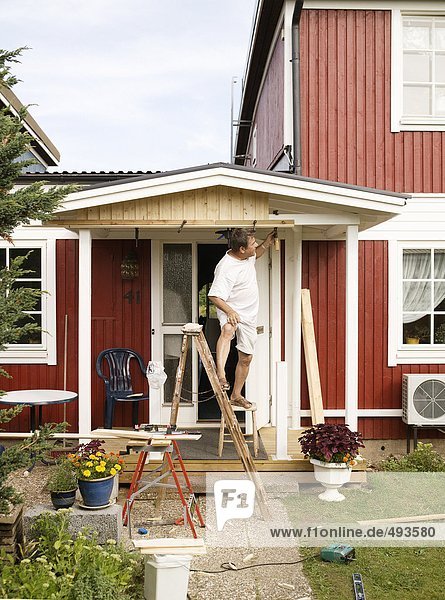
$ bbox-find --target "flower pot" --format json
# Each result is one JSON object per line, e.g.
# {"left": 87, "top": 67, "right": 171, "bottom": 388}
{"left": 50, "top": 489, "right": 77, "bottom": 510}
{"left": 310, "top": 458, "right": 352, "bottom": 502}
{"left": 406, "top": 337, "right": 420, "bottom": 344}
{"left": 78, "top": 475, "right": 115, "bottom": 508}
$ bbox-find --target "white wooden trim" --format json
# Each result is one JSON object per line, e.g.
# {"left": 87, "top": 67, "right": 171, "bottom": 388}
{"left": 270, "top": 238, "right": 282, "bottom": 427}
{"left": 345, "top": 225, "right": 359, "bottom": 431}
{"left": 78, "top": 230, "right": 92, "bottom": 436}
{"left": 291, "top": 226, "right": 302, "bottom": 429}
{"left": 387, "top": 240, "right": 398, "bottom": 366}
{"left": 150, "top": 240, "right": 162, "bottom": 424}
{"left": 300, "top": 409, "right": 403, "bottom": 417}
{"left": 13, "top": 227, "right": 79, "bottom": 240}
{"left": 283, "top": 0, "right": 295, "bottom": 149}
{"left": 274, "top": 362, "right": 291, "bottom": 460}
{"left": 304, "top": 1, "right": 444, "bottom": 10}
{"left": 46, "top": 239, "right": 57, "bottom": 365}
{"left": 270, "top": 213, "right": 361, "bottom": 225}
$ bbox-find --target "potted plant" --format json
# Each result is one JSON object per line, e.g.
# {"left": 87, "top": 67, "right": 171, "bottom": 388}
{"left": 404, "top": 322, "right": 430, "bottom": 344}
{"left": 298, "top": 423, "right": 365, "bottom": 502}
{"left": 47, "top": 458, "right": 78, "bottom": 509}
{"left": 67, "top": 441, "right": 124, "bottom": 509}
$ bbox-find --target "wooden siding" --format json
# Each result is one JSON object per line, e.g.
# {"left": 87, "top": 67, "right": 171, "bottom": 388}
{"left": 300, "top": 240, "right": 445, "bottom": 439}
{"left": 91, "top": 240, "right": 151, "bottom": 430}
{"left": 54, "top": 187, "right": 269, "bottom": 225}
{"left": 247, "top": 34, "right": 285, "bottom": 170}
{"left": 300, "top": 9, "right": 445, "bottom": 194}
{"left": 0, "top": 240, "right": 79, "bottom": 432}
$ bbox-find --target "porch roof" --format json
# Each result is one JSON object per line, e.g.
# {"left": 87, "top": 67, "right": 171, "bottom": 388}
{"left": 51, "top": 163, "right": 408, "bottom": 234}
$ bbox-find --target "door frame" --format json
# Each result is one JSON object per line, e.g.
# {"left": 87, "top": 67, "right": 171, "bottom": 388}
{"left": 151, "top": 234, "right": 273, "bottom": 428}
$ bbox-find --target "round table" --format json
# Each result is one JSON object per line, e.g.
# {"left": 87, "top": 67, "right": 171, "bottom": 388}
{"left": 0, "top": 389, "right": 78, "bottom": 430}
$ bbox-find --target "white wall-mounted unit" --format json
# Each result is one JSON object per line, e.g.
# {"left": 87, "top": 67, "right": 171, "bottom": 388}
{"left": 402, "top": 374, "right": 445, "bottom": 425}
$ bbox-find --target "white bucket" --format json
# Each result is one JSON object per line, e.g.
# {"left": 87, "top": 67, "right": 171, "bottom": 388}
{"left": 144, "top": 553, "right": 193, "bottom": 600}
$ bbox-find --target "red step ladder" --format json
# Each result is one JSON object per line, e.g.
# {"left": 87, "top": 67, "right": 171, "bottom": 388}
{"left": 122, "top": 439, "right": 205, "bottom": 538}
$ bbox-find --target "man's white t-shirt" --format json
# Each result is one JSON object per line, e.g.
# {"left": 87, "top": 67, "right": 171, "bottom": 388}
{"left": 208, "top": 252, "right": 259, "bottom": 325}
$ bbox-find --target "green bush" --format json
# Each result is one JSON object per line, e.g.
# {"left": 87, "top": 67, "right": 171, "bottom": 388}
{"left": 0, "top": 510, "right": 143, "bottom": 600}
{"left": 379, "top": 442, "right": 445, "bottom": 472}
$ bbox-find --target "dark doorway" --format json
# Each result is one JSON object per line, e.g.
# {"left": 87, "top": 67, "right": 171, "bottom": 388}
{"left": 197, "top": 243, "right": 239, "bottom": 421}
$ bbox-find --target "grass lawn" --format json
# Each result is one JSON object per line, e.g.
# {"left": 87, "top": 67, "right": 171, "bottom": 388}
{"left": 301, "top": 547, "right": 445, "bottom": 600}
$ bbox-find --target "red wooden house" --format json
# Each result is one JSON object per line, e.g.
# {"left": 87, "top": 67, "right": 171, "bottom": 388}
{"left": 2, "top": 1, "right": 444, "bottom": 449}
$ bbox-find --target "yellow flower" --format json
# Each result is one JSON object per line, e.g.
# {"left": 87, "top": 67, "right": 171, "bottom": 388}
{"left": 100, "top": 461, "right": 106, "bottom": 467}
{"left": 96, "top": 452, "right": 103, "bottom": 457}
{"left": 89, "top": 454, "right": 96, "bottom": 460}
{"left": 110, "top": 468, "right": 117, "bottom": 476}
{"left": 82, "top": 469, "right": 91, "bottom": 477}
{"left": 96, "top": 465, "right": 105, "bottom": 472}
{"left": 86, "top": 461, "right": 93, "bottom": 467}
{"left": 114, "top": 464, "right": 122, "bottom": 471}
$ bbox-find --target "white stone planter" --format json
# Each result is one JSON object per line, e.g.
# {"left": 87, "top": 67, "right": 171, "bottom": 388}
{"left": 310, "top": 458, "right": 352, "bottom": 502}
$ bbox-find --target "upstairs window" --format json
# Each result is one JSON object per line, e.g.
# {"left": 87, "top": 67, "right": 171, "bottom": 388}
{"left": 392, "top": 11, "right": 445, "bottom": 131}
{"left": 403, "top": 16, "right": 445, "bottom": 121}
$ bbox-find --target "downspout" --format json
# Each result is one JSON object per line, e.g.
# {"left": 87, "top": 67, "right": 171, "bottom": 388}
{"left": 291, "top": 0, "right": 304, "bottom": 175}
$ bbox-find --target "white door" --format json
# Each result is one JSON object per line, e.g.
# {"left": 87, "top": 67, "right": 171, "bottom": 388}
{"left": 151, "top": 238, "right": 270, "bottom": 428}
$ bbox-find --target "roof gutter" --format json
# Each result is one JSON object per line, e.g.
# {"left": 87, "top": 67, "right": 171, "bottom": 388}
{"left": 291, "top": 1, "right": 304, "bottom": 175}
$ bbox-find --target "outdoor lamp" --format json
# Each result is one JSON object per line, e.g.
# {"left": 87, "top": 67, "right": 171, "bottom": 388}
{"left": 120, "top": 250, "right": 139, "bottom": 279}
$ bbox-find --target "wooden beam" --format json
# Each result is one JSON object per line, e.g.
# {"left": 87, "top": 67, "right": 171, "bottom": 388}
{"left": 46, "top": 219, "right": 295, "bottom": 229}
{"left": 301, "top": 289, "right": 325, "bottom": 425}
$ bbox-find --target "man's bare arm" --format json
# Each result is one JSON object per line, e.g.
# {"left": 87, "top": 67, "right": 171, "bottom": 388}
{"left": 255, "top": 231, "right": 275, "bottom": 258}
{"left": 208, "top": 296, "right": 240, "bottom": 326}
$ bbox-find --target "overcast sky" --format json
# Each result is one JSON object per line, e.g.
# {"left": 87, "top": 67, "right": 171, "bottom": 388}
{"left": 3, "top": 0, "right": 256, "bottom": 172}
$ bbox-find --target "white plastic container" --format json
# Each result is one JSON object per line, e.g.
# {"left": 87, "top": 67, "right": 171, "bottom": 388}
{"left": 144, "top": 554, "right": 193, "bottom": 600}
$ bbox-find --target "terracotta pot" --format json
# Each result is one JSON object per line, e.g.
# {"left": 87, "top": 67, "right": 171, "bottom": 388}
{"left": 310, "top": 458, "right": 352, "bottom": 502}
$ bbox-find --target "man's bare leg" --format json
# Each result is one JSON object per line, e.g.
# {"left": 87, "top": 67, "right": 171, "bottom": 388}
{"left": 231, "top": 350, "right": 253, "bottom": 404}
{"left": 216, "top": 323, "right": 235, "bottom": 383}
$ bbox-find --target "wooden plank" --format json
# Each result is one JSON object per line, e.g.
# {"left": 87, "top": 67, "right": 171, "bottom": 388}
{"left": 301, "top": 289, "right": 325, "bottom": 425}
{"left": 49, "top": 219, "right": 295, "bottom": 228}
{"left": 170, "top": 334, "right": 189, "bottom": 426}
{"left": 134, "top": 538, "right": 205, "bottom": 548}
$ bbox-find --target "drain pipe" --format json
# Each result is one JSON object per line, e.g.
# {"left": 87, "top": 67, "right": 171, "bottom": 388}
{"left": 291, "top": 0, "right": 304, "bottom": 175}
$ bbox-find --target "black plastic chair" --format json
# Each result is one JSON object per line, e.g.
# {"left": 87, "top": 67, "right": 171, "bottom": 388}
{"left": 96, "top": 348, "right": 149, "bottom": 429}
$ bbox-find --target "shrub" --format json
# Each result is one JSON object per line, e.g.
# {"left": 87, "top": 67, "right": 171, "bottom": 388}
{"left": 299, "top": 423, "right": 365, "bottom": 465}
{"left": 46, "top": 458, "right": 78, "bottom": 492}
{"left": 379, "top": 442, "right": 445, "bottom": 472}
{"left": 0, "top": 510, "right": 143, "bottom": 600}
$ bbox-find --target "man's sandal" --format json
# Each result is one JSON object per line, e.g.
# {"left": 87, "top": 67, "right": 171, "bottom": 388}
{"left": 218, "top": 377, "right": 230, "bottom": 391}
{"left": 230, "top": 396, "right": 253, "bottom": 410}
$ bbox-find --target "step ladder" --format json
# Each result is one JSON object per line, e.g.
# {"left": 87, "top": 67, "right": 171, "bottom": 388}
{"left": 122, "top": 438, "right": 205, "bottom": 538}
{"left": 169, "top": 323, "right": 270, "bottom": 519}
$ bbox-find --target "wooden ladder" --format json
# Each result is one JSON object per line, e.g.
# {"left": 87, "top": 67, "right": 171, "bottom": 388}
{"left": 170, "top": 323, "right": 270, "bottom": 519}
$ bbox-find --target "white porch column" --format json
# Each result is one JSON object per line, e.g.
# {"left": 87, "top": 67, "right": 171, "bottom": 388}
{"left": 291, "top": 225, "right": 302, "bottom": 429}
{"left": 345, "top": 225, "right": 359, "bottom": 431}
{"left": 78, "top": 229, "right": 92, "bottom": 436}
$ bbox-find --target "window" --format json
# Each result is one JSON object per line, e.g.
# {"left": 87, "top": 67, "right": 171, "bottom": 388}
{"left": 0, "top": 240, "right": 56, "bottom": 364}
{"left": 392, "top": 11, "right": 445, "bottom": 131}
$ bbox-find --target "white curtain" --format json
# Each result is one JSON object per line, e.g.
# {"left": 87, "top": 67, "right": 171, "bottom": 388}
{"left": 403, "top": 252, "right": 445, "bottom": 323}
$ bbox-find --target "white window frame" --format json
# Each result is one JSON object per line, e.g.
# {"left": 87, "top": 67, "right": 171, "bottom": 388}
{"left": 391, "top": 9, "right": 445, "bottom": 132}
{"left": 388, "top": 240, "right": 445, "bottom": 365}
{"left": 0, "top": 239, "right": 57, "bottom": 365}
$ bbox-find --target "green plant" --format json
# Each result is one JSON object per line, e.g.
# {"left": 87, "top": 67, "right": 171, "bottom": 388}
{"left": 404, "top": 321, "right": 429, "bottom": 342}
{"left": 379, "top": 442, "right": 445, "bottom": 472}
{"left": 0, "top": 510, "right": 144, "bottom": 599}
{"left": 434, "top": 322, "right": 445, "bottom": 344}
{"left": 47, "top": 458, "right": 78, "bottom": 492}
{"left": 298, "top": 423, "right": 365, "bottom": 465}
{"left": 68, "top": 441, "right": 124, "bottom": 480}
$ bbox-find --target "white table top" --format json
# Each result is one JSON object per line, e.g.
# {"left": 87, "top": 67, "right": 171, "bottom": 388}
{"left": 0, "top": 389, "right": 78, "bottom": 406}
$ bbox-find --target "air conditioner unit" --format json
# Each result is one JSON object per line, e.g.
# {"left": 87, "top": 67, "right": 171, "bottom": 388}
{"left": 402, "top": 374, "right": 445, "bottom": 425}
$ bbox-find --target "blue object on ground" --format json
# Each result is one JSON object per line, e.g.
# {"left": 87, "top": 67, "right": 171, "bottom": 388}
{"left": 138, "top": 527, "right": 148, "bottom": 535}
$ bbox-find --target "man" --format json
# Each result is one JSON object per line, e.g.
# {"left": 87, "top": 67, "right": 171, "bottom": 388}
{"left": 208, "top": 228, "right": 275, "bottom": 409}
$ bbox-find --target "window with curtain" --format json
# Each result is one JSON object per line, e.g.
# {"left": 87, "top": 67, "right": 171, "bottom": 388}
{"left": 402, "top": 248, "right": 445, "bottom": 345}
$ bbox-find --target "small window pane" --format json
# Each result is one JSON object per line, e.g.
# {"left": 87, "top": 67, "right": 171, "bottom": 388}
{"left": 163, "top": 244, "right": 192, "bottom": 324}
{"left": 434, "top": 282, "right": 445, "bottom": 311}
{"left": 10, "top": 281, "right": 42, "bottom": 311}
{"left": 163, "top": 335, "right": 192, "bottom": 404}
{"left": 10, "top": 313, "right": 42, "bottom": 345}
{"left": 434, "top": 249, "right": 445, "bottom": 278}
{"left": 403, "top": 316, "right": 430, "bottom": 344}
{"left": 434, "top": 315, "right": 445, "bottom": 344}
{"left": 0, "top": 249, "right": 5, "bottom": 268}
{"left": 403, "top": 85, "right": 431, "bottom": 116}
{"left": 435, "top": 23, "right": 445, "bottom": 50}
{"left": 436, "top": 55, "right": 445, "bottom": 83}
{"left": 403, "top": 250, "right": 431, "bottom": 279}
{"left": 403, "top": 52, "right": 431, "bottom": 82}
{"left": 403, "top": 282, "right": 431, "bottom": 312}
{"left": 404, "top": 21, "right": 431, "bottom": 50}
{"left": 9, "top": 248, "right": 42, "bottom": 278}
{"left": 435, "top": 87, "right": 445, "bottom": 116}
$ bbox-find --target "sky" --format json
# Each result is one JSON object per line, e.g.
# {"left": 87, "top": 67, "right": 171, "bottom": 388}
{"left": 2, "top": 0, "right": 256, "bottom": 172}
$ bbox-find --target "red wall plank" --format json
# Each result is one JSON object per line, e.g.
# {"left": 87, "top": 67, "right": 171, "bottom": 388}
{"left": 300, "top": 9, "right": 445, "bottom": 193}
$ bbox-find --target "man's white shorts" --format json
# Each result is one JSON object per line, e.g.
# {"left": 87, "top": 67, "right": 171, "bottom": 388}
{"left": 219, "top": 317, "right": 257, "bottom": 355}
